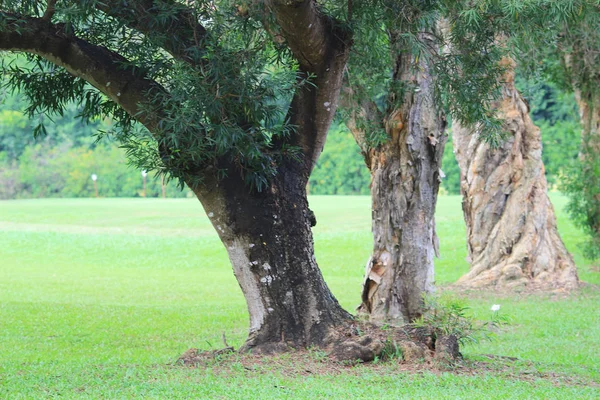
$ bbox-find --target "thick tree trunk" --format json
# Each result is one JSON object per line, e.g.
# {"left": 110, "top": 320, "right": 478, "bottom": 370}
{"left": 191, "top": 159, "right": 352, "bottom": 353}
{"left": 453, "top": 62, "right": 578, "bottom": 290}
{"left": 183, "top": 2, "right": 354, "bottom": 353}
{"left": 347, "top": 54, "right": 447, "bottom": 324}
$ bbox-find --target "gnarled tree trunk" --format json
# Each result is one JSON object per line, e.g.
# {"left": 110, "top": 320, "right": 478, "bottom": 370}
{"left": 453, "top": 62, "right": 578, "bottom": 289}
{"left": 345, "top": 52, "right": 447, "bottom": 324}
{"left": 187, "top": 2, "right": 357, "bottom": 351}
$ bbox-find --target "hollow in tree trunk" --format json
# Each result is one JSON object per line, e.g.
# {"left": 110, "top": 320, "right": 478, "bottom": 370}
{"left": 345, "top": 52, "right": 447, "bottom": 324}
{"left": 453, "top": 61, "right": 578, "bottom": 290}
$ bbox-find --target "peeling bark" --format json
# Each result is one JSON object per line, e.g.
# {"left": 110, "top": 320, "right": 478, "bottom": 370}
{"left": 346, "top": 52, "right": 447, "bottom": 324}
{"left": 453, "top": 62, "right": 578, "bottom": 290}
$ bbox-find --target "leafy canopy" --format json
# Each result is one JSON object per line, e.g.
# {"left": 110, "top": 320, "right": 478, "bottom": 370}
{"left": 0, "top": 0, "right": 307, "bottom": 191}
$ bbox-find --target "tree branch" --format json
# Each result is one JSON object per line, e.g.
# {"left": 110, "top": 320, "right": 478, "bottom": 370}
{"left": 42, "top": 0, "right": 57, "bottom": 21}
{"left": 268, "top": 0, "right": 346, "bottom": 73}
{"left": 340, "top": 83, "right": 384, "bottom": 163}
{"left": 95, "top": 0, "right": 208, "bottom": 66}
{"left": 267, "top": 0, "right": 352, "bottom": 173}
{"left": 0, "top": 12, "right": 167, "bottom": 133}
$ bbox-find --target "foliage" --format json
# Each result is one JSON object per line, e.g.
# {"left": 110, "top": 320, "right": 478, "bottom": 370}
{"left": 440, "top": 131, "right": 461, "bottom": 195}
{"left": 561, "top": 142, "right": 600, "bottom": 260}
{"left": 0, "top": 89, "right": 188, "bottom": 199}
{"left": 0, "top": 0, "right": 307, "bottom": 191}
{"left": 0, "top": 142, "right": 189, "bottom": 199}
{"left": 309, "top": 123, "right": 370, "bottom": 195}
{"left": 415, "top": 294, "right": 508, "bottom": 346}
{"left": 518, "top": 79, "right": 581, "bottom": 187}
{"left": 0, "top": 88, "right": 101, "bottom": 158}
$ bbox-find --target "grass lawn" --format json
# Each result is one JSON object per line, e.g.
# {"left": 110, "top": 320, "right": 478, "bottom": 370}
{"left": 0, "top": 195, "right": 598, "bottom": 398}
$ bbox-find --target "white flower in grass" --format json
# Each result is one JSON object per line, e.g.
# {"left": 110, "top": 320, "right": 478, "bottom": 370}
{"left": 491, "top": 304, "right": 501, "bottom": 312}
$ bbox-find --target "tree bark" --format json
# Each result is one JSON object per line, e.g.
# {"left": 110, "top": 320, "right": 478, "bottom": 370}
{"left": 574, "top": 90, "right": 600, "bottom": 151}
{"left": 192, "top": 158, "right": 352, "bottom": 353}
{"left": 573, "top": 89, "right": 600, "bottom": 250}
{"left": 346, "top": 53, "right": 447, "bottom": 324}
{"left": 453, "top": 61, "right": 578, "bottom": 290}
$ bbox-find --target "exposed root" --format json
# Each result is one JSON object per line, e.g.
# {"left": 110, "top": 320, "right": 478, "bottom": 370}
{"left": 178, "top": 321, "right": 462, "bottom": 367}
{"left": 177, "top": 346, "right": 235, "bottom": 366}
{"left": 325, "top": 322, "right": 460, "bottom": 364}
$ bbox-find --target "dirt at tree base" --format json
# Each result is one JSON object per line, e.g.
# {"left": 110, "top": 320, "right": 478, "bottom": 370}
{"left": 177, "top": 321, "right": 460, "bottom": 367}
{"left": 173, "top": 343, "right": 598, "bottom": 389}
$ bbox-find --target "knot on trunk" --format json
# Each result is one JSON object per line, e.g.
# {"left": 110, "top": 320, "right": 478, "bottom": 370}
{"left": 307, "top": 208, "right": 317, "bottom": 227}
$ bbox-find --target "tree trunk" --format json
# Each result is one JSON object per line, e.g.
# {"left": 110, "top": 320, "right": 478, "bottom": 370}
{"left": 573, "top": 89, "right": 600, "bottom": 253}
{"left": 453, "top": 61, "right": 578, "bottom": 290}
{"left": 191, "top": 158, "right": 352, "bottom": 353}
{"left": 347, "top": 53, "right": 447, "bottom": 324}
{"left": 574, "top": 90, "right": 600, "bottom": 151}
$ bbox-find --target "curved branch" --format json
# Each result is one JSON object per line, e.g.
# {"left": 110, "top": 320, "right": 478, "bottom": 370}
{"left": 266, "top": 1, "right": 352, "bottom": 172}
{"left": 0, "top": 12, "right": 167, "bottom": 132}
{"left": 268, "top": 0, "right": 347, "bottom": 73}
{"left": 96, "top": 0, "right": 208, "bottom": 66}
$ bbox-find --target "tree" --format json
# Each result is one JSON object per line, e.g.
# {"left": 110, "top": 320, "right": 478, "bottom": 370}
{"left": 343, "top": 38, "right": 447, "bottom": 324}
{"left": 340, "top": 1, "right": 509, "bottom": 322}
{"left": 447, "top": 0, "right": 600, "bottom": 289}
{"left": 453, "top": 59, "right": 578, "bottom": 289}
{"left": 558, "top": 8, "right": 600, "bottom": 260}
{"left": 0, "top": 0, "right": 357, "bottom": 353}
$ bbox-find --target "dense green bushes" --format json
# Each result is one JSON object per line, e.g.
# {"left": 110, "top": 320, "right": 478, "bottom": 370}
{"left": 0, "top": 143, "right": 188, "bottom": 199}
{"left": 0, "top": 92, "right": 189, "bottom": 199}
{"left": 309, "top": 124, "right": 370, "bottom": 195}
{"left": 0, "top": 80, "right": 581, "bottom": 198}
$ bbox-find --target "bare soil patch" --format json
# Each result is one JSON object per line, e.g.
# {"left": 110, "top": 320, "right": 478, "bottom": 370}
{"left": 174, "top": 348, "right": 598, "bottom": 388}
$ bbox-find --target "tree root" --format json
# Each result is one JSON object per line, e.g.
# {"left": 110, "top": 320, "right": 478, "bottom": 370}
{"left": 177, "top": 322, "right": 462, "bottom": 366}
{"left": 326, "top": 322, "right": 460, "bottom": 364}
{"left": 177, "top": 346, "right": 235, "bottom": 366}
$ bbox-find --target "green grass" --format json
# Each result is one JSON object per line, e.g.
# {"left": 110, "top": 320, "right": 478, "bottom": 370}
{"left": 1, "top": 195, "right": 599, "bottom": 399}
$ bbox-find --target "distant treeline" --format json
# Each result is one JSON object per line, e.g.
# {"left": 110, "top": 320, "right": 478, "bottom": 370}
{"left": 0, "top": 79, "right": 580, "bottom": 199}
